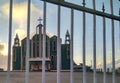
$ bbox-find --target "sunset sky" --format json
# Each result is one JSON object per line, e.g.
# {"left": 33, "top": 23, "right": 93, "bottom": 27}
{"left": 0, "top": 0, "right": 120, "bottom": 70}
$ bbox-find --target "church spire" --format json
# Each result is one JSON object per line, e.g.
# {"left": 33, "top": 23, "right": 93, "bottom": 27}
{"left": 14, "top": 33, "right": 20, "bottom": 46}
{"left": 16, "top": 33, "right": 19, "bottom": 39}
{"left": 38, "top": 17, "right": 42, "bottom": 24}
{"left": 66, "top": 30, "right": 70, "bottom": 36}
{"left": 36, "top": 17, "right": 43, "bottom": 34}
{"left": 65, "top": 30, "right": 70, "bottom": 44}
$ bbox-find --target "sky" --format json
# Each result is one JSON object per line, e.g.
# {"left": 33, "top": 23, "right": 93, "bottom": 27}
{"left": 0, "top": 0, "right": 120, "bottom": 70}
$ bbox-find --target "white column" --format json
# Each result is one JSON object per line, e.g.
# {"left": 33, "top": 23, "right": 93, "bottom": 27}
{"left": 42, "top": 1, "right": 46, "bottom": 83}
{"left": 70, "top": 9, "right": 74, "bottom": 83}
{"left": 82, "top": 0, "right": 86, "bottom": 83}
{"left": 102, "top": 3, "right": 106, "bottom": 83}
{"left": 6, "top": 0, "right": 13, "bottom": 83}
{"left": 110, "top": 0, "right": 116, "bottom": 83}
{"left": 57, "top": 5, "right": 61, "bottom": 83}
{"left": 25, "top": 0, "right": 31, "bottom": 83}
{"left": 93, "top": 0, "right": 97, "bottom": 83}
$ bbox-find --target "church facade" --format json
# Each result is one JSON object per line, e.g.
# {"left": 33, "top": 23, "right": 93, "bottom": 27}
{"left": 12, "top": 22, "right": 71, "bottom": 71}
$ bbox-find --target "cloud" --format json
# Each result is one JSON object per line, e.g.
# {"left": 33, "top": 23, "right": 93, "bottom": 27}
{"left": 74, "top": 55, "right": 82, "bottom": 65}
{"left": 15, "top": 28, "right": 26, "bottom": 40}
{"left": 1, "top": 2, "right": 27, "bottom": 24}
{"left": 0, "top": 54, "right": 7, "bottom": 70}
{"left": 1, "top": 2, "right": 43, "bottom": 40}
{"left": 0, "top": 42, "right": 8, "bottom": 70}
{"left": 0, "top": 42, "right": 8, "bottom": 56}
{"left": 46, "top": 30, "right": 54, "bottom": 38}
{"left": 0, "top": 43, "right": 4, "bottom": 50}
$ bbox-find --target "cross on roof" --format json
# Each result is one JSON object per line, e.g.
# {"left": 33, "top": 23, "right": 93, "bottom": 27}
{"left": 38, "top": 17, "right": 42, "bottom": 24}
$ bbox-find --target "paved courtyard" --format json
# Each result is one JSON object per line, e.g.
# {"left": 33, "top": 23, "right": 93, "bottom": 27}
{"left": 0, "top": 72, "right": 120, "bottom": 83}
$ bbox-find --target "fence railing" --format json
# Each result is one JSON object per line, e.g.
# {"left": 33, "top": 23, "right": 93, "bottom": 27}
{"left": 6, "top": 0, "right": 120, "bottom": 83}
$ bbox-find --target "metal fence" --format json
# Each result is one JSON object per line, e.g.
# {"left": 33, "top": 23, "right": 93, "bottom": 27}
{"left": 6, "top": 0, "right": 120, "bottom": 83}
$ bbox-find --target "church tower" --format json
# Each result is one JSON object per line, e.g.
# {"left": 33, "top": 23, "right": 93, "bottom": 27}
{"left": 65, "top": 30, "right": 70, "bottom": 44}
{"left": 61, "top": 30, "right": 70, "bottom": 70}
{"left": 12, "top": 34, "right": 21, "bottom": 70}
{"left": 36, "top": 18, "right": 42, "bottom": 35}
{"left": 14, "top": 34, "right": 20, "bottom": 46}
{"left": 36, "top": 17, "right": 43, "bottom": 57}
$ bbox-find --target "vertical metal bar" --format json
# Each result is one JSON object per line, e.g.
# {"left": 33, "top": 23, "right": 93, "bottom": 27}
{"left": 42, "top": 1, "right": 46, "bottom": 83}
{"left": 25, "top": 0, "right": 31, "bottom": 83}
{"left": 111, "top": 18, "right": 115, "bottom": 83}
{"left": 93, "top": 0, "right": 97, "bottom": 83}
{"left": 12, "top": 49, "right": 13, "bottom": 71}
{"left": 102, "top": 3, "right": 106, "bottom": 83}
{"left": 6, "top": 0, "right": 13, "bottom": 83}
{"left": 82, "top": 0, "right": 86, "bottom": 83}
{"left": 83, "top": 9, "right": 86, "bottom": 83}
{"left": 110, "top": 0, "right": 116, "bottom": 83}
{"left": 70, "top": 9, "right": 74, "bottom": 83}
{"left": 57, "top": 5, "right": 61, "bottom": 83}
{"left": 39, "top": 27, "right": 40, "bottom": 58}
{"left": 59, "top": 38, "right": 61, "bottom": 70}
{"left": 119, "top": 8, "right": 120, "bottom": 49}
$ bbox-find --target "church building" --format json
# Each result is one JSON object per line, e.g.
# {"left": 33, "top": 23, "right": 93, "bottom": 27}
{"left": 12, "top": 20, "right": 71, "bottom": 71}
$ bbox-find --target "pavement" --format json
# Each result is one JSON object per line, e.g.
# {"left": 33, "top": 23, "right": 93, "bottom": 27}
{"left": 0, "top": 72, "right": 120, "bottom": 83}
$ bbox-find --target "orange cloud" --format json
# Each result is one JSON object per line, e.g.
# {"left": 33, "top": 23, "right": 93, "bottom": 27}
{"left": 1, "top": 2, "right": 43, "bottom": 40}
{"left": 0, "top": 42, "right": 8, "bottom": 56}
